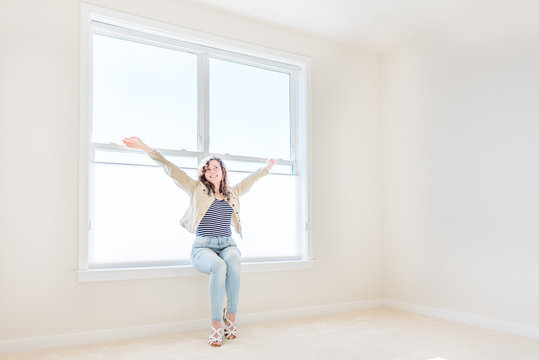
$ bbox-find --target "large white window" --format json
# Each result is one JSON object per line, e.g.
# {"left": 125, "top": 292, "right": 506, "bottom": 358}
{"left": 78, "top": 5, "right": 311, "bottom": 281}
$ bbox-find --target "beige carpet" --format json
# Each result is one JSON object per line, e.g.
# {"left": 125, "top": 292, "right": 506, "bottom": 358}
{"left": 2, "top": 307, "right": 539, "bottom": 360}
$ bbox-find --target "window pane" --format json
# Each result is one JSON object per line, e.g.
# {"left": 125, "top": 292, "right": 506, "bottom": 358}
{"left": 228, "top": 172, "right": 298, "bottom": 259}
{"left": 90, "top": 163, "right": 298, "bottom": 265}
{"left": 92, "top": 34, "right": 198, "bottom": 151}
{"left": 209, "top": 58, "right": 291, "bottom": 160}
{"left": 90, "top": 163, "right": 196, "bottom": 265}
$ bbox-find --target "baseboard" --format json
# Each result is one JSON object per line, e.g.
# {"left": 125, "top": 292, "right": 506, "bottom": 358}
{"left": 0, "top": 299, "right": 383, "bottom": 354}
{"left": 383, "top": 299, "right": 539, "bottom": 340}
{"left": 0, "top": 318, "right": 207, "bottom": 355}
{"left": 240, "top": 299, "right": 384, "bottom": 325}
{"left": 3, "top": 299, "right": 537, "bottom": 354}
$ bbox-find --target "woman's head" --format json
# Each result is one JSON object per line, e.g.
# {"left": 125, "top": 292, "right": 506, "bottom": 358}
{"left": 198, "top": 156, "right": 230, "bottom": 197}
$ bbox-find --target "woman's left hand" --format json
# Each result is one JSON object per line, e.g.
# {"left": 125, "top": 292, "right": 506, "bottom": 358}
{"left": 265, "top": 159, "right": 275, "bottom": 171}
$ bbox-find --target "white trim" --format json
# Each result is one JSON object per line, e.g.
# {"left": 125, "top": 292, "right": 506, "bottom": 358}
{"left": 81, "top": 3, "right": 309, "bottom": 69}
{"left": 0, "top": 319, "right": 207, "bottom": 355}
{"left": 299, "top": 60, "right": 313, "bottom": 261}
{"left": 91, "top": 21, "right": 302, "bottom": 73}
{"left": 91, "top": 143, "right": 296, "bottom": 168}
{"left": 78, "top": 3, "right": 312, "bottom": 280}
{"left": 383, "top": 299, "right": 539, "bottom": 340}
{"left": 78, "top": 5, "right": 92, "bottom": 271}
{"left": 77, "top": 260, "right": 315, "bottom": 282}
{"left": 241, "top": 299, "right": 383, "bottom": 324}
{"left": 0, "top": 300, "right": 381, "bottom": 354}
{"left": 4, "top": 299, "right": 538, "bottom": 354}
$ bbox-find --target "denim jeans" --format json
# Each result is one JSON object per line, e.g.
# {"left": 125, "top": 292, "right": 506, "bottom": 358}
{"left": 190, "top": 236, "right": 241, "bottom": 322}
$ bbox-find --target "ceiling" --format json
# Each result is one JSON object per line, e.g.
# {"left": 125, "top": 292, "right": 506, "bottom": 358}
{"left": 184, "top": 0, "right": 490, "bottom": 52}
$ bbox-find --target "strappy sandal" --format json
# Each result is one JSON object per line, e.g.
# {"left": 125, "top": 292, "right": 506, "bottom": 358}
{"left": 208, "top": 326, "right": 222, "bottom": 347}
{"left": 223, "top": 308, "right": 238, "bottom": 340}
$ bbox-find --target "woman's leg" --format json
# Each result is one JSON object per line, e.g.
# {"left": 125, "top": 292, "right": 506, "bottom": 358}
{"left": 220, "top": 245, "right": 241, "bottom": 339}
{"left": 220, "top": 245, "right": 241, "bottom": 315}
{"left": 191, "top": 247, "right": 227, "bottom": 323}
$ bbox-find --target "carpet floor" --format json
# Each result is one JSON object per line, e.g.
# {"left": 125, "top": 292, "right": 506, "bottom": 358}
{"left": 2, "top": 307, "right": 539, "bottom": 360}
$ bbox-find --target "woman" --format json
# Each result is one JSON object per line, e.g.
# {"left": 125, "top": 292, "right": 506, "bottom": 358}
{"left": 122, "top": 137, "right": 274, "bottom": 347}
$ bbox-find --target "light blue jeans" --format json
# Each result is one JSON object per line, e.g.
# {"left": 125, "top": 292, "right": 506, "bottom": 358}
{"left": 190, "top": 236, "right": 241, "bottom": 322}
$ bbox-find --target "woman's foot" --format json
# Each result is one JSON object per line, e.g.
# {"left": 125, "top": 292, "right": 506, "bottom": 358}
{"left": 223, "top": 308, "right": 238, "bottom": 340}
{"left": 208, "top": 323, "right": 222, "bottom": 347}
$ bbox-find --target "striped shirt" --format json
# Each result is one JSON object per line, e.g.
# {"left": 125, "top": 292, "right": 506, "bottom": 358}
{"left": 195, "top": 199, "right": 234, "bottom": 237}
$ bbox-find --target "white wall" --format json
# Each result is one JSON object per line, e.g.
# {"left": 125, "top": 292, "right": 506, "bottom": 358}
{"left": 0, "top": 0, "right": 382, "bottom": 341}
{"left": 382, "top": 0, "right": 539, "bottom": 326}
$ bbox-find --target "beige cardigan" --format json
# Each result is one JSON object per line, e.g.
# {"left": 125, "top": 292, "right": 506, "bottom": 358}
{"left": 149, "top": 150, "right": 270, "bottom": 238}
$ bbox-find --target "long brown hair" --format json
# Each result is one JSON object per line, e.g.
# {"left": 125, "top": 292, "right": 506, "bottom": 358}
{"left": 198, "top": 156, "right": 230, "bottom": 198}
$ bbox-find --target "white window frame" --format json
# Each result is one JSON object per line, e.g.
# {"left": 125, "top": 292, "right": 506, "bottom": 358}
{"left": 78, "top": 3, "right": 313, "bottom": 282}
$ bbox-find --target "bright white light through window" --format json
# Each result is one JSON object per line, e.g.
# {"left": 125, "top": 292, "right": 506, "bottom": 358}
{"left": 92, "top": 34, "right": 198, "bottom": 151}
{"left": 209, "top": 58, "right": 291, "bottom": 160}
{"left": 85, "top": 18, "right": 307, "bottom": 271}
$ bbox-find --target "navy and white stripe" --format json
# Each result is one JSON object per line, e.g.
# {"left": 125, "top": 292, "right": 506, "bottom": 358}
{"left": 195, "top": 199, "right": 234, "bottom": 237}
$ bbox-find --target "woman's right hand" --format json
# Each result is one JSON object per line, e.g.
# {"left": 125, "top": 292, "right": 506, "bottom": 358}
{"left": 122, "top": 137, "right": 152, "bottom": 154}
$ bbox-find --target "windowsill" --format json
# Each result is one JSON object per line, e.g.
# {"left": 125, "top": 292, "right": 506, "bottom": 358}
{"left": 76, "top": 260, "right": 315, "bottom": 282}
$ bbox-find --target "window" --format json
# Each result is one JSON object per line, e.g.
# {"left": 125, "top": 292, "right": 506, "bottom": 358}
{"left": 78, "top": 5, "right": 311, "bottom": 281}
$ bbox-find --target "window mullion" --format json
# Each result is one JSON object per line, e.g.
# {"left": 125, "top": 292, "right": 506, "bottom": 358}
{"left": 197, "top": 53, "right": 210, "bottom": 160}
{"left": 290, "top": 72, "right": 298, "bottom": 166}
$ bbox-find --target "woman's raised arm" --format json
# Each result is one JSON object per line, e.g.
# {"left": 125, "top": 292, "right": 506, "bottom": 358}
{"left": 122, "top": 137, "right": 152, "bottom": 154}
{"left": 122, "top": 136, "right": 197, "bottom": 193}
{"left": 233, "top": 158, "right": 275, "bottom": 196}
